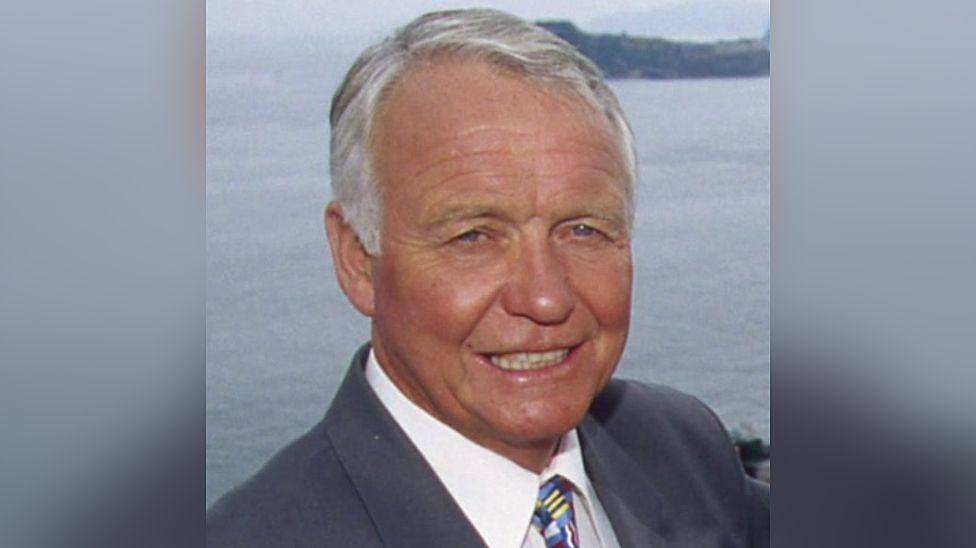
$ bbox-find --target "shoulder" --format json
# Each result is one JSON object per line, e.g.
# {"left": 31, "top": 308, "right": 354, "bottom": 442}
{"left": 590, "top": 378, "right": 733, "bottom": 443}
{"left": 206, "top": 421, "right": 379, "bottom": 548}
{"left": 592, "top": 378, "right": 752, "bottom": 472}
{"left": 588, "top": 379, "right": 744, "bottom": 479}
{"left": 586, "top": 379, "right": 769, "bottom": 547}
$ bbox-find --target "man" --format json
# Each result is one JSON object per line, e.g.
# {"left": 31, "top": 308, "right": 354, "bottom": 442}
{"left": 208, "top": 8, "right": 769, "bottom": 547}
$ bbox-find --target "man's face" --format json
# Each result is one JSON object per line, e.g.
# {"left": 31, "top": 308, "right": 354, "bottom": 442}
{"left": 366, "top": 59, "right": 632, "bottom": 465}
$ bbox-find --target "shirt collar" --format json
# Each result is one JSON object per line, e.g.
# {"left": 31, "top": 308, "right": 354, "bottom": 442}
{"left": 539, "top": 428, "right": 611, "bottom": 546}
{"left": 365, "top": 349, "right": 596, "bottom": 548}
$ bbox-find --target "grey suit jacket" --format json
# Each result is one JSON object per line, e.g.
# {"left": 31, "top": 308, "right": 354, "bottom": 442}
{"left": 207, "top": 345, "right": 769, "bottom": 547}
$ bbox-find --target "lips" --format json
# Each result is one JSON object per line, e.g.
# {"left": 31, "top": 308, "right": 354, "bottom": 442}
{"left": 488, "top": 348, "right": 571, "bottom": 371}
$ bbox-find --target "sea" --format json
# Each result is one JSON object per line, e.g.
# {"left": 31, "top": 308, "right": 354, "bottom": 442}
{"left": 206, "top": 35, "right": 769, "bottom": 507}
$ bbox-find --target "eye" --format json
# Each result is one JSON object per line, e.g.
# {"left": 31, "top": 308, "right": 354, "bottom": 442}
{"left": 453, "top": 229, "right": 486, "bottom": 244}
{"left": 560, "top": 221, "right": 618, "bottom": 247}
{"left": 570, "top": 223, "right": 597, "bottom": 237}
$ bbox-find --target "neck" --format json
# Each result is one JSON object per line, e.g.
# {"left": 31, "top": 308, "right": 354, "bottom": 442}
{"left": 497, "top": 438, "right": 561, "bottom": 474}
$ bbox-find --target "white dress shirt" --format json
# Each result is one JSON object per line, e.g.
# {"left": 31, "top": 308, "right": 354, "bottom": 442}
{"left": 365, "top": 350, "right": 621, "bottom": 548}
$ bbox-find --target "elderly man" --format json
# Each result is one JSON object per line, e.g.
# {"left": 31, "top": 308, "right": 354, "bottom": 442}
{"left": 207, "top": 9, "right": 769, "bottom": 548}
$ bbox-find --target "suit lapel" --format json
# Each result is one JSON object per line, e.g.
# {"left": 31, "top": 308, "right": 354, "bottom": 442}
{"left": 580, "top": 413, "right": 675, "bottom": 547}
{"left": 323, "top": 345, "right": 487, "bottom": 548}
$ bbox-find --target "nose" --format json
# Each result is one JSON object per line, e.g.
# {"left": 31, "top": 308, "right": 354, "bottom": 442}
{"left": 500, "top": 233, "right": 575, "bottom": 325}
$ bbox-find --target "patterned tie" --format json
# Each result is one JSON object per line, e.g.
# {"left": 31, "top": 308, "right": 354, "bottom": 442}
{"left": 532, "top": 474, "right": 580, "bottom": 548}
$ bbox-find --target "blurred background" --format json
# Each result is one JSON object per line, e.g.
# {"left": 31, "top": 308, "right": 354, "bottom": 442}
{"left": 4, "top": 0, "right": 976, "bottom": 546}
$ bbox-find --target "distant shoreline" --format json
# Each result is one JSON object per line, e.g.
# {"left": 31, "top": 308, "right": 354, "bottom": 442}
{"left": 537, "top": 21, "right": 769, "bottom": 80}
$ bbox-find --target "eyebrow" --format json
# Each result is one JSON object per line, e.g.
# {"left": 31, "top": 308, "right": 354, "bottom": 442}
{"left": 420, "top": 204, "right": 508, "bottom": 230}
{"left": 420, "top": 201, "right": 628, "bottom": 232}
{"left": 561, "top": 205, "right": 627, "bottom": 224}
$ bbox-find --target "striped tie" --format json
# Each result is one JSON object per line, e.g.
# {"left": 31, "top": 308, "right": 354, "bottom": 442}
{"left": 532, "top": 475, "right": 579, "bottom": 548}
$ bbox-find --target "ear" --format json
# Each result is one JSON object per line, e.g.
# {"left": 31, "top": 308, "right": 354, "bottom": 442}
{"left": 324, "top": 202, "right": 376, "bottom": 317}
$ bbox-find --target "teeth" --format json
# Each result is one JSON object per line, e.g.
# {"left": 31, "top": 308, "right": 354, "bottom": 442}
{"left": 490, "top": 349, "right": 570, "bottom": 371}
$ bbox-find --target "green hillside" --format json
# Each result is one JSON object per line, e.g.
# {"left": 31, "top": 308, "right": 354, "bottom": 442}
{"left": 537, "top": 21, "right": 769, "bottom": 79}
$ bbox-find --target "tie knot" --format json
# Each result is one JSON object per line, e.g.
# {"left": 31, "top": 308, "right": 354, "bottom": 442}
{"left": 533, "top": 475, "right": 579, "bottom": 547}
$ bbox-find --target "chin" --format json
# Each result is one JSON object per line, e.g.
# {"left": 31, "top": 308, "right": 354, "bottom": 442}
{"left": 494, "top": 404, "right": 588, "bottom": 446}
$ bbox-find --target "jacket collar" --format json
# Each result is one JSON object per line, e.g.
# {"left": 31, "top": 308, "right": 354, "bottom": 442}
{"left": 322, "top": 344, "right": 487, "bottom": 547}
{"left": 579, "top": 387, "right": 675, "bottom": 547}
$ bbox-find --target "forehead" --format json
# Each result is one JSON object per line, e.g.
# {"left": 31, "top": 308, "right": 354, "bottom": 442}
{"left": 369, "top": 57, "right": 625, "bottom": 200}
{"left": 372, "top": 58, "right": 619, "bottom": 167}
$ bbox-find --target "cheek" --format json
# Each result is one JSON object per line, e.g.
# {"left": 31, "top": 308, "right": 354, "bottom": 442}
{"left": 425, "top": 288, "right": 496, "bottom": 339}
{"left": 572, "top": 255, "right": 633, "bottom": 327}
{"left": 379, "top": 259, "right": 504, "bottom": 338}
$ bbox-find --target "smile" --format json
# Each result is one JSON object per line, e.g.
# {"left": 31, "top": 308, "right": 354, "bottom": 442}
{"left": 489, "top": 348, "right": 571, "bottom": 371}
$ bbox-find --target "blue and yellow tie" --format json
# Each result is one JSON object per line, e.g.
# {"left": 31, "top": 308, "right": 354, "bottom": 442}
{"left": 532, "top": 475, "right": 579, "bottom": 548}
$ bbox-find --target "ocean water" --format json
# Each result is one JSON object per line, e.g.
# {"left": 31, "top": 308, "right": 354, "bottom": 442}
{"left": 206, "top": 35, "right": 769, "bottom": 507}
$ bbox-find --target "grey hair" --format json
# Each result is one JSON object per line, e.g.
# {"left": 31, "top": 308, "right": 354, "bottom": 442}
{"left": 329, "top": 8, "right": 638, "bottom": 255}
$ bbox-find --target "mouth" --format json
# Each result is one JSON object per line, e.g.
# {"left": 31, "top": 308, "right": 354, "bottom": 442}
{"left": 488, "top": 347, "right": 572, "bottom": 371}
